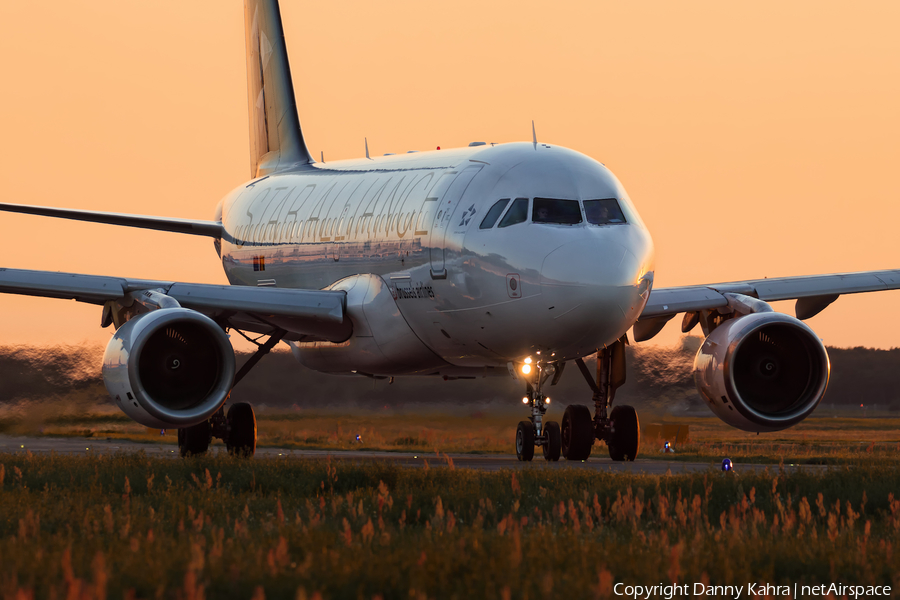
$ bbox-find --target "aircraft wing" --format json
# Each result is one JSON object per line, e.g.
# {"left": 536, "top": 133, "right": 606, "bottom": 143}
{"left": 0, "top": 267, "right": 349, "bottom": 342}
{"left": 0, "top": 202, "right": 224, "bottom": 238}
{"left": 638, "top": 269, "right": 900, "bottom": 338}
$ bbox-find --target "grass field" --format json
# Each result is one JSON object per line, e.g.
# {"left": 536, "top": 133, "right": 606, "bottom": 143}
{"left": 3, "top": 401, "right": 900, "bottom": 465}
{"left": 0, "top": 453, "right": 899, "bottom": 599}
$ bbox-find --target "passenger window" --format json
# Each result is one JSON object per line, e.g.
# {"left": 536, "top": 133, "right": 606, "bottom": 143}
{"left": 498, "top": 198, "right": 529, "bottom": 228}
{"left": 533, "top": 198, "right": 583, "bottom": 225}
{"left": 480, "top": 199, "right": 510, "bottom": 229}
{"left": 584, "top": 199, "right": 626, "bottom": 225}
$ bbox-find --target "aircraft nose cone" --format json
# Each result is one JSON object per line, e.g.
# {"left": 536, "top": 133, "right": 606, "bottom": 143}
{"left": 540, "top": 239, "right": 634, "bottom": 296}
{"left": 540, "top": 238, "right": 643, "bottom": 345}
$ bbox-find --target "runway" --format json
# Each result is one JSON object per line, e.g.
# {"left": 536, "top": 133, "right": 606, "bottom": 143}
{"left": 0, "top": 434, "right": 821, "bottom": 474}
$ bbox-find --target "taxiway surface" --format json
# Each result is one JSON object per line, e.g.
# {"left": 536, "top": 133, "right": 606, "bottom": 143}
{"left": 0, "top": 435, "right": 823, "bottom": 474}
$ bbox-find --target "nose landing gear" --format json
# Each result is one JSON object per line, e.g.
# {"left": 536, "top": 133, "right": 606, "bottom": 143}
{"left": 514, "top": 359, "right": 561, "bottom": 462}
{"left": 512, "top": 337, "right": 639, "bottom": 462}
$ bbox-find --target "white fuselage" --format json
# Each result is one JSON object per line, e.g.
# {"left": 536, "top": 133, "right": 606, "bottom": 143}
{"left": 218, "top": 142, "right": 655, "bottom": 376}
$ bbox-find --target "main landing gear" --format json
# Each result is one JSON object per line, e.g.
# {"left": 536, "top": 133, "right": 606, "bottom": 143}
{"left": 177, "top": 402, "right": 257, "bottom": 458}
{"left": 514, "top": 336, "right": 641, "bottom": 463}
{"left": 177, "top": 328, "right": 284, "bottom": 458}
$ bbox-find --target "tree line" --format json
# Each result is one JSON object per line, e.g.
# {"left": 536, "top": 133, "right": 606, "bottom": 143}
{"left": 0, "top": 340, "right": 897, "bottom": 410}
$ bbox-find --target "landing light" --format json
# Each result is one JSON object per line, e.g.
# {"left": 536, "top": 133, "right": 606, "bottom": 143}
{"left": 522, "top": 397, "right": 529, "bottom": 404}
{"left": 524, "top": 357, "right": 533, "bottom": 364}
{"left": 545, "top": 397, "right": 551, "bottom": 404}
{"left": 521, "top": 364, "right": 532, "bottom": 375}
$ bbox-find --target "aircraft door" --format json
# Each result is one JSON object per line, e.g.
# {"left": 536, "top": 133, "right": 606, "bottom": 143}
{"left": 429, "top": 165, "right": 482, "bottom": 279}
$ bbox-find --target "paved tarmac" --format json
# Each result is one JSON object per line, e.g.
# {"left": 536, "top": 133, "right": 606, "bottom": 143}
{"left": 0, "top": 434, "right": 823, "bottom": 474}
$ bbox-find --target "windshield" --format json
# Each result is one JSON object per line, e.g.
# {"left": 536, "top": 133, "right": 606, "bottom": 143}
{"left": 584, "top": 199, "right": 626, "bottom": 225}
{"left": 533, "top": 198, "right": 583, "bottom": 225}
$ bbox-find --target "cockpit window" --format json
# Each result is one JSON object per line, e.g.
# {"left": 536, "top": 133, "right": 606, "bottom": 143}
{"left": 480, "top": 199, "right": 510, "bottom": 229}
{"left": 498, "top": 197, "right": 529, "bottom": 228}
{"left": 533, "top": 198, "right": 583, "bottom": 225}
{"left": 584, "top": 199, "right": 626, "bottom": 225}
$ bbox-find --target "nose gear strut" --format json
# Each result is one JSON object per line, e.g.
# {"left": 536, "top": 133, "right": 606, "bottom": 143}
{"left": 515, "top": 357, "right": 561, "bottom": 462}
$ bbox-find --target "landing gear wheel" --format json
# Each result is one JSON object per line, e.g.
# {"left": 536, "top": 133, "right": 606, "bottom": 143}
{"left": 561, "top": 405, "right": 593, "bottom": 461}
{"left": 608, "top": 405, "right": 640, "bottom": 461}
{"left": 226, "top": 403, "right": 257, "bottom": 457}
{"left": 515, "top": 421, "right": 535, "bottom": 462}
{"left": 178, "top": 420, "right": 211, "bottom": 457}
{"left": 542, "top": 421, "right": 561, "bottom": 462}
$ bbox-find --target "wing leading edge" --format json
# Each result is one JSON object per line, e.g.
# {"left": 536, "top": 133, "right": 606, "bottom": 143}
{"left": 637, "top": 269, "right": 900, "bottom": 340}
{"left": 0, "top": 202, "right": 224, "bottom": 238}
{"left": 0, "top": 267, "right": 349, "bottom": 342}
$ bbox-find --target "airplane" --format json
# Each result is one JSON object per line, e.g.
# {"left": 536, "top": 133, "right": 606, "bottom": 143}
{"left": 2, "top": 0, "right": 899, "bottom": 461}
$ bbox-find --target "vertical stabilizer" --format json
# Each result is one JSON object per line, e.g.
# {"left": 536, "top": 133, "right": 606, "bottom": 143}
{"left": 245, "top": 0, "right": 313, "bottom": 177}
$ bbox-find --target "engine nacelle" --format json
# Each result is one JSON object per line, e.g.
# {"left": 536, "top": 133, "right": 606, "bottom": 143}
{"left": 693, "top": 312, "right": 830, "bottom": 432}
{"left": 103, "top": 308, "right": 235, "bottom": 428}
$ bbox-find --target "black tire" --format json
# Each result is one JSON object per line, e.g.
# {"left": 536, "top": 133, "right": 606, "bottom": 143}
{"left": 226, "top": 403, "right": 257, "bottom": 457}
{"left": 608, "top": 405, "right": 640, "bottom": 461}
{"left": 515, "top": 420, "right": 535, "bottom": 462}
{"left": 561, "top": 404, "right": 594, "bottom": 461}
{"left": 178, "top": 420, "right": 211, "bottom": 457}
{"left": 542, "top": 421, "right": 561, "bottom": 461}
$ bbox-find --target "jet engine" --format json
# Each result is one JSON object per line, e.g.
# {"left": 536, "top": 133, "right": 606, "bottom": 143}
{"left": 103, "top": 308, "right": 235, "bottom": 429}
{"left": 693, "top": 312, "right": 830, "bottom": 432}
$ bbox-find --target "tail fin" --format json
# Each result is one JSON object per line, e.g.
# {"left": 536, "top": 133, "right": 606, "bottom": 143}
{"left": 245, "top": 0, "right": 314, "bottom": 177}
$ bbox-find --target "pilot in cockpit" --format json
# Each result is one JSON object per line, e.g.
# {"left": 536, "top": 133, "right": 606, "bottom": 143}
{"left": 594, "top": 204, "right": 610, "bottom": 223}
{"left": 584, "top": 199, "right": 625, "bottom": 225}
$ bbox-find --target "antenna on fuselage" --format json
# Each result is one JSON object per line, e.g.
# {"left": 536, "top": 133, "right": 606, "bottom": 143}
{"left": 365, "top": 138, "right": 371, "bottom": 160}
{"left": 320, "top": 151, "right": 324, "bottom": 163}
{"left": 532, "top": 120, "right": 537, "bottom": 148}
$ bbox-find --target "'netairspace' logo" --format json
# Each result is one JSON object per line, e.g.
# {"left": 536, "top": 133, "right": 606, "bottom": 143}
{"left": 613, "top": 583, "right": 892, "bottom": 600}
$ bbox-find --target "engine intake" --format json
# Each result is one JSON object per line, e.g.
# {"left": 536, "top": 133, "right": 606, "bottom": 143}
{"left": 693, "top": 312, "right": 829, "bottom": 432}
{"left": 103, "top": 308, "right": 235, "bottom": 428}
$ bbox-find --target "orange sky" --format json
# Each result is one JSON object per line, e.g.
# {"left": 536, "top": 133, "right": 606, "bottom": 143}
{"left": 0, "top": 1, "right": 898, "bottom": 350}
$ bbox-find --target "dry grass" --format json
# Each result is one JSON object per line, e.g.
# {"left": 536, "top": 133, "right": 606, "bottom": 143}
{"left": 5, "top": 401, "right": 900, "bottom": 463}
{"left": 0, "top": 453, "right": 898, "bottom": 599}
